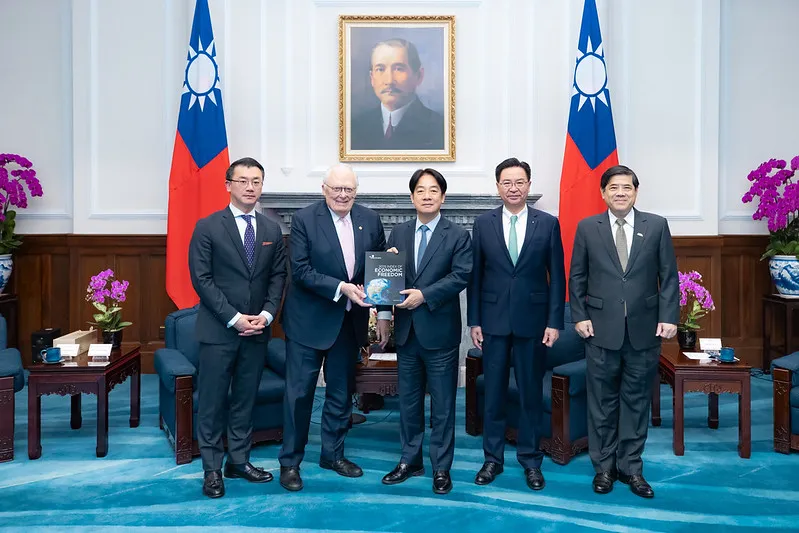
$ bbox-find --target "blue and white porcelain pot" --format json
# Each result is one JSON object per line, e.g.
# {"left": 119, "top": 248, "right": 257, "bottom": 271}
{"left": 0, "top": 254, "right": 12, "bottom": 293}
{"left": 768, "top": 255, "right": 799, "bottom": 296}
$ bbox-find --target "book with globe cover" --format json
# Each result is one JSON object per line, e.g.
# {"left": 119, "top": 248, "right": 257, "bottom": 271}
{"left": 364, "top": 251, "right": 406, "bottom": 305}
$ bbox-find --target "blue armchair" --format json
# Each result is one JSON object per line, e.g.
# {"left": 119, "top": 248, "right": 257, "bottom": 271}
{"left": 465, "top": 303, "right": 588, "bottom": 464}
{"left": 154, "top": 307, "right": 286, "bottom": 464}
{"left": 0, "top": 314, "right": 24, "bottom": 462}
{"left": 772, "top": 352, "right": 799, "bottom": 453}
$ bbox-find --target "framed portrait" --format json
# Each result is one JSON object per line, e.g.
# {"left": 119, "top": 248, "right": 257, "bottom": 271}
{"left": 339, "top": 15, "right": 455, "bottom": 162}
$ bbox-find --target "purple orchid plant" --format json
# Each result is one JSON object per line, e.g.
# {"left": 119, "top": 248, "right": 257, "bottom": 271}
{"left": 0, "top": 153, "right": 44, "bottom": 254}
{"left": 85, "top": 269, "right": 132, "bottom": 332}
{"left": 679, "top": 271, "right": 715, "bottom": 331}
{"left": 742, "top": 155, "right": 799, "bottom": 260}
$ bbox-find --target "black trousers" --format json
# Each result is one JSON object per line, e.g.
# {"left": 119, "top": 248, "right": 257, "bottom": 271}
{"left": 197, "top": 337, "right": 267, "bottom": 472}
{"left": 585, "top": 325, "right": 660, "bottom": 475}
{"left": 397, "top": 328, "right": 459, "bottom": 471}
{"left": 279, "top": 312, "right": 358, "bottom": 466}
{"left": 482, "top": 333, "right": 546, "bottom": 470}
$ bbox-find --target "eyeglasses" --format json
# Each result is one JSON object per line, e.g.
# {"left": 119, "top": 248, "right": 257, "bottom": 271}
{"left": 498, "top": 180, "right": 529, "bottom": 190}
{"left": 228, "top": 178, "right": 263, "bottom": 187}
{"left": 324, "top": 183, "right": 356, "bottom": 195}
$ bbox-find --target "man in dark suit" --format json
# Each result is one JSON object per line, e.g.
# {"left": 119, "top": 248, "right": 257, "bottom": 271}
{"left": 188, "top": 157, "right": 287, "bottom": 499}
{"left": 569, "top": 165, "right": 679, "bottom": 499}
{"left": 278, "top": 163, "right": 388, "bottom": 492}
{"left": 350, "top": 38, "right": 445, "bottom": 151}
{"left": 468, "top": 157, "right": 565, "bottom": 491}
{"left": 379, "top": 169, "right": 472, "bottom": 495}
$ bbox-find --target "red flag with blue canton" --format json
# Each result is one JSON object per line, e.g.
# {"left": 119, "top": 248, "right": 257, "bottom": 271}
{"left": 166, "top": 0, "right": 229, "bottom": 309}
{"left": 559, "top": 0, "right": 618, "bottom": 294}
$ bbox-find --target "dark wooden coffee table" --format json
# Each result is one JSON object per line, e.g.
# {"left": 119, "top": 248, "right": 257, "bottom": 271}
{"left": 27, "top": 343, "right": 141, "bottom": 459}
{"left": 652, "top": 343, "right": 751, "bottom": 458}
{"left": 355, "top": 349, "right": 398, "bottom": 413}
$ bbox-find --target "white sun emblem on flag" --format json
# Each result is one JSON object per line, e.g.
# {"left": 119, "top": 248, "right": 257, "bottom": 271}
{"left": 572, "top": 36, "right": 609, "bottom": 112}
{"left": 182, "top": 36, "right": 219, "bottom": 112}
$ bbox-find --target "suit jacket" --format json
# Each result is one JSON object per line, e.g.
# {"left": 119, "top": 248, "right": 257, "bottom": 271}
{"left": 467, "top": 206, "right": 566, "bottom": 338}
{"left": 350, "top": 98, "right": 445, "bottom": 151}
{"left": 568, "top": 208, "right": 680, "bottom": 351}
{"left": 282, "top": 200, "right": 387, "bottom": 351}
{"left": 188, "top": 207, "right": 287, "bottom": 345}
{"left": 385, "top": 217, "right": 472, "bottom": 351}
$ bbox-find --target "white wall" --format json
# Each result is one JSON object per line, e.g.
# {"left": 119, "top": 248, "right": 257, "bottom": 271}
{"left": 1, "top": 0, "right": 795, "bottom": 235}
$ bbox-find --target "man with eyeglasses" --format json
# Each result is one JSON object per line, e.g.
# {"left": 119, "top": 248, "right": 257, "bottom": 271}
{"left": 278, "top": 163, "right": 387, "bottom": 491}
{"left": 188, "top": 157, "right": 287, "bottom": 498}
{"left": 467, "top": 157, "right": 565, "bottom": 491}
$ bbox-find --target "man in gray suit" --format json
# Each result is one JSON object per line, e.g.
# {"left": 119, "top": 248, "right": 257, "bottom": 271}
{"left": 189, "top": 157, "right": 287, "bottom": 498}
{"left": 569, "top": 165, "right": 678, "bottom": 499}
{"left": 379, "top": 168, "right": 472, "bottom": 495}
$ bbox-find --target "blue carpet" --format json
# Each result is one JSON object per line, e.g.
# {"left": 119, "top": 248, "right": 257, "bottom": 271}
{"left": 0, "top": 373, "right": 798, "bottom": 532}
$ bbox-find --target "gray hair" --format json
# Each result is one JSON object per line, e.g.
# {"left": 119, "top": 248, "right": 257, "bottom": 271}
{"left": 323, "top": 163, "right": 359, "bottom": 186}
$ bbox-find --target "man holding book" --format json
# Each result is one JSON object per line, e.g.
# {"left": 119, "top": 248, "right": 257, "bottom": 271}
{"left": 379, "top": 168, "right": 472, "bottom": 495}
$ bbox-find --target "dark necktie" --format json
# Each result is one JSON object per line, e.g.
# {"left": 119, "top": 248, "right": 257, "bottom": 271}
{"left": 385, "top": 115, "right": 393, "bottom": 140}
{"left": 242, "top": 214, "right": 255, "bottom": 268}
{"left": 615, "top": 218, "right": 628, "bottom": 271}
{"left": 417, "top": 225, "right": 429, "bottom": 270}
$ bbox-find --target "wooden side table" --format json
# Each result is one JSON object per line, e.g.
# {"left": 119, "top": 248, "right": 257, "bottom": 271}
{"left": 762, "top": 294, "right": 799, "bottom": 372}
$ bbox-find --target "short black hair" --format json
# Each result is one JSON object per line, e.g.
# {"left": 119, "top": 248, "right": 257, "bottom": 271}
{"left": 370, "top": 38, "right": 422, "bottom": 73}
{"left": 495, "top": 157, "right": 531, "bottom": 182}
{"left": 600, "top": 165, "right": 639, "bottom": 190}
{"left": 226, "top": 157, "right": 264, "bottom": 182}
{"left": 409, "top": 168, "right": 447, "bottom": 194}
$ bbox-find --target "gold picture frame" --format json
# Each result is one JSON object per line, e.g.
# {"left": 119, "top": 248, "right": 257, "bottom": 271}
{"left": 339, "top": 15, "right": 455, "bottom": 162}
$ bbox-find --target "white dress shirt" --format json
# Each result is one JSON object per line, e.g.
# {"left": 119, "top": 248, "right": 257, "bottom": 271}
{"left": 381, "top": 99, "right": 413, "bottom": 135}
{"left": 502, "top": 205, "right": 528, "bottom": 258}
{"left": 608, "top": 209, "right": 634, "bottom": 257}
{"left": 331, "top": 208, "right": 354, "bottom": 302}
{"left": 226, "top": 204, "right": 273, "bottom": 328}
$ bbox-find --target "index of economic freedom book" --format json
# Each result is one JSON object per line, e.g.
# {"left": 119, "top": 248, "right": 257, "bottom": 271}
{"left": 363, "top": 251, "right": 405, "bottom": 305}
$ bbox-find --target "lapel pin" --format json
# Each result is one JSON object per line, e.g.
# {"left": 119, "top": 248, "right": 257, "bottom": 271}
{"left": 358, "top": 226, "right": 363, "bottom": 230}
{"left": 637, "top": 232, "right": 644, "bottom": 237}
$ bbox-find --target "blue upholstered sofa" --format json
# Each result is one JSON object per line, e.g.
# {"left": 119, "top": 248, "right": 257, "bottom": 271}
{"left": 0, "top": 314, "right": 24, "bottom": 462}
{"left": 464, "top": 303, "right": 588, "bottom": 464}
{"left": 153, "top": 307, "right": 286, "bottom": 464}
{"left": 772, "top": 352, "right": 799, "bottom": 453}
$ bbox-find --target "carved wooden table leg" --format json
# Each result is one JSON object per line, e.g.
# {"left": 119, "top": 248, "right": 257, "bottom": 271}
{"left": 673, "top": 375, "right": 685, "bottom": 456}
{"left": 739, "top": 374, "right": 751, "bottom": 458}
{"left": 28, "top": 381, "right": 42, "bottom": 460}
{"left": 651, "top": 370, "right": 662, "bottom": 427}
{"left": 70, "top": 394, "right": 82, "bottom": 429}
{"left": 0, "top": 376, "right": 14, "bottom": 462}
{"left": 773, "top": 367, "right": 792, "bottom": 453}
{"left": 130, "top": 359, "right": 141, "bottom": 428}
{"left": 96, "top": 378, "right": 108, "bottom": 458}
{"left": 708, "top": 392, "right": 719, "bottom": 429}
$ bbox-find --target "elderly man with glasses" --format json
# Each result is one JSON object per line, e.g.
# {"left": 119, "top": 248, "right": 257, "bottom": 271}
{"left": 278, "top": 163, "right": 388, "bottom": 492}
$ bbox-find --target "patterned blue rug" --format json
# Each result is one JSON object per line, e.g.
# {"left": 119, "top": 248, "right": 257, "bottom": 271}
{"left": 0, "top": 373, "right": 797, "bottom": 532}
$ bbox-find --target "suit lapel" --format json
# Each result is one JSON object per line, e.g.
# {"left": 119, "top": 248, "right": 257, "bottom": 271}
{"left": 416, "top": 218, "right": 447, "bottom": 277}
{"left": 351, "top": 207, "right": 365, "bottom": 281}
{"left": 404, "top": 223, "right": 417, "bottom": 282}
{"left": 222, "top": 208, "right": 251, "bottom": 273}
{"left": 514, "top": 207, "right": 539, "bottom": 269}
{"left": 250, "top": 212, "right": 269, "bottom": 277}
{"left": 317, "top": 203, "right": 348, "bottom": 279}
{"left": 597, "top": 215, "right": 625, "bottom": 274}
{"left": 490, "top": 208, "right": 514, "bottom": 267}
{"left": 625, "top": 209, "right": 648, "bottom": 273}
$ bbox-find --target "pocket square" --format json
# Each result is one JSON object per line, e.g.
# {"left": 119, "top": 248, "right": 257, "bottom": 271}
{"left": 262, "top": 241, "right": 273, "bottom": 246}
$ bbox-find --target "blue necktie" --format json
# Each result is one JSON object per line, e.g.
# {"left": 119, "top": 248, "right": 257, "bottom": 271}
{"left": 509, "top": 215, "right": 519, "bottom": 266}
{"left": 417, "top": 225, "right": 429, "bottom": 270}
{"left": 242, "top": 214, "right": 255, "bottom": 268}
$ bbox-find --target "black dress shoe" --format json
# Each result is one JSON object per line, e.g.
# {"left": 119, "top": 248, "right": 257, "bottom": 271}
{"left": 224, "top": 461, "right": 273, "bottom": 483}
{"left": 475, "top": 461, "right": 504, "bottom": 485}
{"left": 382, "top": 463, "right": 425, "bottom": 485}
{"left": 280, "top": 466, "right": 303, "bottom": 492}
{"left": 433, "top": 470, "right": 452, "bottom": 494}
{"left": 524, "top": 467, "right": 545, "bottom": 491}
{"left": 319, "top": 457, "right": 364, "bottom": 478}
{"left": 202, "top": 470, "right": 225, "bottom": 498}
{"left": 592, "top": 471, "right": 617, "bottom": 494}
{"left": 618, "top": 472, "right": 654, "bottom": 498}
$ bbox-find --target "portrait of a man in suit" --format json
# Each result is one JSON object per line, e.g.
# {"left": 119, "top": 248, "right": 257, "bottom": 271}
{"left": 339, "top": 16, "right": 455, "bottom": 161}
